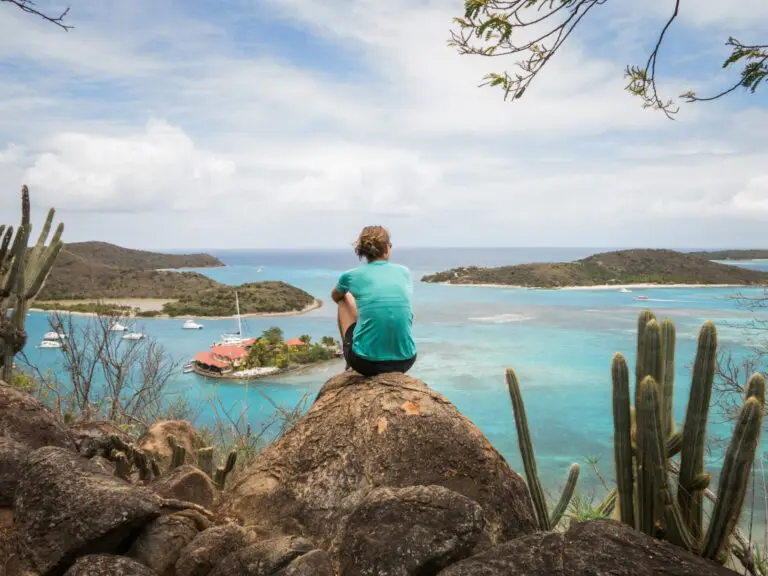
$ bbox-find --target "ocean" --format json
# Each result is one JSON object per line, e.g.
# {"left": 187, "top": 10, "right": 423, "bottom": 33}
{"left": 20, "top": 248, "right": 768, "bottom": 528}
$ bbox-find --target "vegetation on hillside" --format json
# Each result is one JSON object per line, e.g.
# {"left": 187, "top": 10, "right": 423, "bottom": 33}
{"left": 37, "top": 242, "right": 223, "bottom": 300}
{"left": 163, "top": 281, "right": 316, "bottom": 317}
{"left": 62, "top": 241, "right": 223, "bottom": 270}
{"left": 693, "top": 249, "right": 768, "bottom": 261}
{"left": 422, "top": 249, "right": 768, "bottom": 288}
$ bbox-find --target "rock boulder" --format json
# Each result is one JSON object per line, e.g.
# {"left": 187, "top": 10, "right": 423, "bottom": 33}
{"left": 221, "top": 372, "right": 535, "bottom": 550}
{"left": 175, "top": 523, "right": 251, "bottom": 576}
{"left": 151, "top": 465, "right": 216, "bottom": 509}
{"left": 0, "top": 381, "right": 75, "bottom": 450}
{"left": 0, "top": 436, "right": 27, "bottom": 505}
{"left": 335, "top": 484, "right": 487, "bottom": 575}
{"left": 275, "top": 549, "right": 334, "bottom": 576}
{"left": 137, "top": 420, "right": 200, "bottom": 468}
{"left": 14, "top": 446, "right": 162, "bottom": 575}
{"left": 63, "top": 554, "right": 158, "bottom": 576}
{"left": 127, "top": 514, "right": 199, "bottom": 576}
{"left": 209, "top": 536, "right": 315, "bottom": 576}
{"left": 438, "top": 519, "right": 738, "bottom": 576}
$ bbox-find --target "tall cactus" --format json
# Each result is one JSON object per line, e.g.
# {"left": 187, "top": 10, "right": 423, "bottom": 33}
{"left": 611, "top": 352, "right": 634, "bottom": 528}
{"left": 609, "top": 310, "right": 763, "bottom": 565}
{"left": 677, "top": 321, "right": 717, "bottom": 540}
{"left": 505, "top": 368, "right": 580, "bottom": 530}
{"left": 0, "top": 186, "right": 64, "bottom": 381}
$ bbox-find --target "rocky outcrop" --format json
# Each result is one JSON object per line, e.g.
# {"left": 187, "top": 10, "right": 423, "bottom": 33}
{"left": 175, "top": 523, "right": 251, "bottom": 576}
{"left": 0, "top": 381, "right": 76, "bottom": 505}
{"left": 438, "top": 519, "right": 737, "bottom": 576}
{"left": 151, "top": 465, "right": 216, "bottom": 509}
{"left": 0, "top": 436, "right": 26, "bottom": 506}
{"left": 208, "top": 536, "right": 317, "bottom": 576}
{"left": 70, "top": 420, "right": 132, "bottom": 454}
{"left": 335, "top": 485, "right": 487, "bottom": 575}
{"left": 138, "top": 420, "right": 201, "bottom": 467}
{"left": 14, "top": 446, "right": 162, "bottom": 575}
{"left": 63, "top": 554, "right": 159, "bottom": 576}
{"left": 274, "top": 549, "right": 334, "bottom": 575}
{"left": 0, "top": 381, "right": 75, "bottom": 450}
{"left": 221, "top": 372, "right": 536, "bottom": 552}
{"left": 127, "top": 514, "right": 199, "bottom": 576}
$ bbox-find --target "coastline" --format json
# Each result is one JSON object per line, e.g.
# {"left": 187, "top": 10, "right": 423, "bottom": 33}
{"left": 29, "top": 298, "right": 323, "bottom": 319}
{"left": 428, "top": 281, "right": 756, "bottom": 291}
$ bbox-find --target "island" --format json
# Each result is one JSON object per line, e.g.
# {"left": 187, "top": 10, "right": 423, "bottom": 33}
{"left": 192, "top": 327, "right": 342, "bottom": 381}
{"left": 32, "top": 241, "right": 320, "bottom": 317}
{"left": 421, "top": 249, "right": 768, "bottom": 288}
{"left": 691, "top": 249, "right": 768, "bottom": 261}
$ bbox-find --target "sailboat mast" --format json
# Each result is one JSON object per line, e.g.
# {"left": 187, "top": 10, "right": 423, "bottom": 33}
{"left": 236, "top": 290, "right": 242, "bottom": 337}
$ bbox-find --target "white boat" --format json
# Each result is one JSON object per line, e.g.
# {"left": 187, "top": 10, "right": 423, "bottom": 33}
{"left": 257, "top": 267, "right": 263, "bottom": 273}
{"left": 619, "top": 288, "right": 632, "bottom": 293}
{"left": 43, "top": 331, "right": 66, "bottom": 340}
{"left": 122, "top": 332, "right": 145, "bottom": 340}
{"left": 109, "top": 322, "right": 128, "bottom": 332}
{"left": 39, "top": 340, "right": 63, "bottom": 349}
{"left": 182, "top": 319, "right": 204, "bottom": 330}
{"left": 183, "top": 361, "right": 195, "bottom": 373}
{"left": 216, "top": 291, "right": 246, "bottom": 346}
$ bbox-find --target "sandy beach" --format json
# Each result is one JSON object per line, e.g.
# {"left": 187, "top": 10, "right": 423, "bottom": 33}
{"left": 433, "top": 282, "right": 751, "bottom": 291}
{"left": 30, "top": 298, "right": 323, "bottom": 319}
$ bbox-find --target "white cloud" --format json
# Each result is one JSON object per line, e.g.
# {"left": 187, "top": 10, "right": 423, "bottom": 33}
{"left": 23, "top": 121, "right": 236, "bottom": 212}
{"left": 0, "top": 0, "right": 766, "bottom": 248}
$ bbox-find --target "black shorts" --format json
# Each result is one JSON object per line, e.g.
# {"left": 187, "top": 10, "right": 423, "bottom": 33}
{"left": 343, "top": 323, "right": 416, "bottom": 377}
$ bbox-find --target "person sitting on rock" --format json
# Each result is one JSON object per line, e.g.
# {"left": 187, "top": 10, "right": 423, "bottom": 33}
{"left": 331, "top": 225, "right": 417, "bottom": 376}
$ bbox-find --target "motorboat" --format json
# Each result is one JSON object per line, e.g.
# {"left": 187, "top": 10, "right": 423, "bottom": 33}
{"left": 634, "top": 295, "right": 649, "bottom": 301}
{"left": 109, "top": 322, "right": 128, "bottom": 332}
{"left": 183, "top": 361, "right": 195, "bottom": 374}
{"left": 122, "top": 332, "right": 145, "bottom": 340}
{"left": 182, "top": 319, "right": 204, "bottom": 330}
{"left": 43, "top": 331, "right": 66, "bottom": 340}
{"left": 39, "top": 339, "right": 63, "bottom": 349}
{"left": 257, "top": 267, "right": 263, "bottom": 273}
{"left": 619, "top": 288, "right": 632, "bottom": 293}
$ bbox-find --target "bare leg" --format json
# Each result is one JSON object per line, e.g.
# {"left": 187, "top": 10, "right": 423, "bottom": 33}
{"left": 337, "top": 292, "right": 358, "bottom": 341}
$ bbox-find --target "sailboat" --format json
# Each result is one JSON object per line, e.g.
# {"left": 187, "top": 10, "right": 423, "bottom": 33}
{"left": 216, "top": 290, "right": 245, "bottom": 346}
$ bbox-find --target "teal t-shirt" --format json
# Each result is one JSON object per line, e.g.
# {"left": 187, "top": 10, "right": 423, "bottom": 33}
{"left": 336, "top": 260, "right": 416, "bottom": 361}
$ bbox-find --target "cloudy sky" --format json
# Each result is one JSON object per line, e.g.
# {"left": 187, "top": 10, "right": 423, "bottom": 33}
{"left": 0, "top": 0, "right": 766, "bottom": 250}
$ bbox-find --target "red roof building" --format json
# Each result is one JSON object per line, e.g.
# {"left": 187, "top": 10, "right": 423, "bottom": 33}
{"left": 194, "top": 351, "right": 230, "bottom": 371}
{"left": 284, "top": 338, "right": 306, "bottom": 347}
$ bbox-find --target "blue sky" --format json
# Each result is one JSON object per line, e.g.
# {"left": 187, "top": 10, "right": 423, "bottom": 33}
{"left": 0, "top": 0, "right": 766, "bottom": 249}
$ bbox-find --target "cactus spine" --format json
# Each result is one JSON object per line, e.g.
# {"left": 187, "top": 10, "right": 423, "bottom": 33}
{"left": 0, "top": 186, "right": 64, "bottom": 381}
{"left": 505, "top": 368, "right": 579, "bottom": 530}
{"left": 677, "top": 321, "right": 717, "bottom": 540}
{"left": 611, "top": 352, "right": 635, "bottom": 529}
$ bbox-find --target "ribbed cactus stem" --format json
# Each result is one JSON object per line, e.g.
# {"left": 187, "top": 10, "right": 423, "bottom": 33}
{"left": 635, "top": 309, "right": 657, "bottom": 395}
{"left": 678, "top": 320, "right": 717, "bottom": 540}
{"left": 171, "top": 444, "right": 186, "bottom": 469}
{"left": 666, "top": 431, "right": 683, "bottom": 458}
{"left": 701, "top": 397, "right": 764, "bottom": 560}
{"left": 150, "top": 458, "right": 161, "bottom": 478}
{"left": 636, "top": 376, "right": 662, "bottom": 536}
{"left": 611, "top": 352, "right": 635, "bottom": 529}
{"left": 133, "top": 449, "right": 152, "bottom": 484}
{"left": 641, "top": 320, "right": 664, "bottom": 392}
{"left": 745, "top": 373, "right": 766, "bottom": 406}
{"left": 660, "top": 318, "right": 676, "bottom": 437}
{"left": 505, "top": 367, "right": 550, "bottom": 530}
{"left": 198, "top": 446, "right": 214, "bottom": 478}
{"left": 549, "top": 463, "right": 580, "bottom": 528}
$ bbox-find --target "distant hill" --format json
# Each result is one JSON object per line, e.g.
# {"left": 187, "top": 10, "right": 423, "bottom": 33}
{"left": 62, "top": 241, "right": 224, "bottom": 269}
{"left": 691, "top": 249, "right": 768, "bottom": 261}
{"left": 162, "top": 281, "right": 317, "bottom": 317}
{"left": 421, "top": 249, "right": 768, "bottom": 288}
{"left": 37, "top": 242, "right": 223, "bottom": 301}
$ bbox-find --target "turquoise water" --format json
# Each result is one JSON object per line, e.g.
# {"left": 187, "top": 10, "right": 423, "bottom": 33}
{"left": 20, "top": 249, "right": 768, "bottom": 525}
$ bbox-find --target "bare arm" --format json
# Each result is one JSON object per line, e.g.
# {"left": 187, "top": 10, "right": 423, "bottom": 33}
{"left": 331, "top": 286, "right": 346, "bottom": 304}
